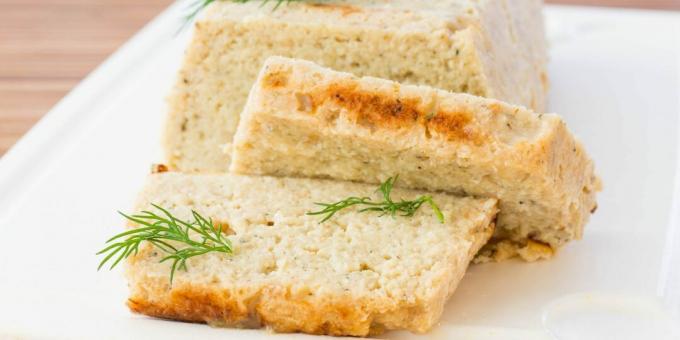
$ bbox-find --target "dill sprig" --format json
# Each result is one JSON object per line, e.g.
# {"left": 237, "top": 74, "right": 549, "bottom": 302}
{"left": 97, "top": 204, "right": 233, "bottom": 284}
{"left": 183, "top": 0, "right": 217, "bottom": 25}
{"left": 307, "top": 176, "right": 445, "bottom": 223}
{"left": 184, "top": 0, "right": 311, "bottom": 25}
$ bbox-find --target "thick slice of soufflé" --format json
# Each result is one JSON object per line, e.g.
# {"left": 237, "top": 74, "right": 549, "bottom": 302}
{"left": 125, "top": 172, "right": 498, "bottom": 336}
{"left": 231, "top": 57, "right": 601, "bottom": 261}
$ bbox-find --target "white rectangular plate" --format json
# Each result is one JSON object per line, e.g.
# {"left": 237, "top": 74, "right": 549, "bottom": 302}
{"left": 0, "top": 3, "right": 679, "bottom": 339}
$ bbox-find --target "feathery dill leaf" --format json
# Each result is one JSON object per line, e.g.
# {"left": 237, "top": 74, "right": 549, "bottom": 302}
{"left": 184, "top": 0, "right": 216, "bottom": 24}
{"left": 183, "top": 0, "right": 315, "bottom": 29}
{"left": 97, "top": 204, "right": 233, "bottom": 284}
{"left": 307, "top": 176, "right": 445, "bottom": 223}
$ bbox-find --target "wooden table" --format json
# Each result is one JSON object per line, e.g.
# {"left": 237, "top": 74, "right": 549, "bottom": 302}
{"left": 1, "top": 0, "right": 677, "bottom": 157}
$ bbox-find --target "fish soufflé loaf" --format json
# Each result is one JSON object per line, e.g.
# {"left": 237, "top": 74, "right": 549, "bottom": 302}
{"left": 165, "top": 0, "right": 548, "bottom": 172}
{"left": 231, "top": 57, "right": 601, "bottom": 261}
{"left": 126, "top": 172, "right": 498, "bottom": 336}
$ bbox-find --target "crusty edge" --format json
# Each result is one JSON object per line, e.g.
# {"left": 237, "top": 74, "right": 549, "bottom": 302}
{"left": 126, "top": 263, "right": 433, "bottom": 336}
{"left": 127, "top": 278, "right": 383, "bottom": 336}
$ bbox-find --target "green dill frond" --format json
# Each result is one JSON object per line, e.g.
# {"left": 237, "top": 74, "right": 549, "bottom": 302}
{"left": 307, "top": 176, "right": 445, "bottom": 223}
{"left": 97, "top": 204, "right": 233, "bottom": 284}
{"left": 182, "top": 0, "right": 314, "bottom": 30}
{"left": 184, "top": 0, "right": 217, "bottom": 23}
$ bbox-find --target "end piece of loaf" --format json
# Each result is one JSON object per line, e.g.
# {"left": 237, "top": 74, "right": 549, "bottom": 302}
{"left": 126, "top": 173, "right": 497, "bottom": 336}
{"left": 164, "top": 0, "right": 547, "bottom": 172}
{"left": 230, "top": 57, "right": 600, "bottom": 259}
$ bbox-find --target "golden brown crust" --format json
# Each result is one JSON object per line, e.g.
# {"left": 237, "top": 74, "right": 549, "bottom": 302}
{"left": 128, "top": 280, "right": 393, "bottom": 336}
{"left": 128, "top": 290, "right": 245, "bottom": 325}
{"left": 428, "top": 109, "right": 483, "bottom": 145}
{"left": 474, "top": 238, "right": 555, "bottom": 263}
{"left": 285, "top": 83, "right": 482, "bottom": 145}
{"left": 262, "top": 63, "right": 484, "bottom": 144}
{"left": 320, "top": 82, "right": 421, "bottom": 128}
{"left": 323, "top": 84, "right": 476, "bottom": 143}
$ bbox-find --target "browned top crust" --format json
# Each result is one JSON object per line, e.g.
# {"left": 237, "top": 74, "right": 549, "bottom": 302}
{"left": 263, "top": 66, "right": 484, "bottom": 145}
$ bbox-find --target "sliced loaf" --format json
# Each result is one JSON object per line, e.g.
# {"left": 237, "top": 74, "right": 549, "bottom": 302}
{"left": 126, "top": 172, "right": 497, "bottom": 336}
{"left": 165, "top": 0, "right": 547, "bottom": 172}
{"left": 230, "top": 57, "right": 600, "bottom": 259}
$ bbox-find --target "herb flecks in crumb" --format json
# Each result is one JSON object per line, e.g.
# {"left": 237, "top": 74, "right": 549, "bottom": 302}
{"left": 97, "top": 204, "right": 233, "bottom": 284}
{"left": 307, "top": 176, "right": 445, "bottom": 223}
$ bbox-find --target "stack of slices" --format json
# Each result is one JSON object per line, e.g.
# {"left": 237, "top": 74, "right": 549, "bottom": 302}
{"left": 124, "top": 1, "right": 600, "bottom": 336}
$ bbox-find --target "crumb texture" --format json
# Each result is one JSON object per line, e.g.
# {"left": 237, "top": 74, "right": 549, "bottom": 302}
{"left": 126, "top": 173, "right": 497, "bottom": 336}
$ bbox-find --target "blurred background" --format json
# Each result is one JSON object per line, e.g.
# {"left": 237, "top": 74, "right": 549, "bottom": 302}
{"left": 0, "top": 0, "right": 678, "bottom": 157}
